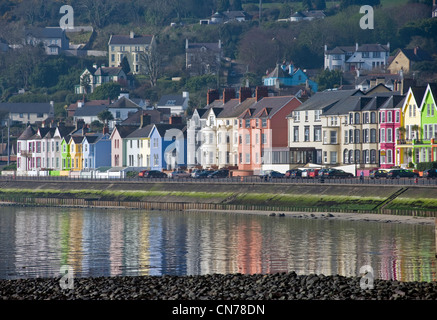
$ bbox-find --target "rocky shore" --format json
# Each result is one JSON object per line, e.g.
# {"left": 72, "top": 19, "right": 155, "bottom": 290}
{"left": 1, "top": 272, "right": 437, "bottom": 300}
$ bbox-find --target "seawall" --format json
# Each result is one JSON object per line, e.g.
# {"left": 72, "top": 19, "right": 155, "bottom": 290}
{"left": 0, "top": 179, "right": 436, "bottom": 217}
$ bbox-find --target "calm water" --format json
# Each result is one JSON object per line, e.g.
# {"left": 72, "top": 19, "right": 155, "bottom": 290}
{"left": 0, "top": 206, "right": 436, "bottom": 282}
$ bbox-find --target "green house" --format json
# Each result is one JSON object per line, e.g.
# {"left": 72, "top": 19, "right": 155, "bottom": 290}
{"left": 419, "top": 83, "right": 437, "bottom": 163}
{"left": 61, "top": 136, "right": 72, "bottom": 170}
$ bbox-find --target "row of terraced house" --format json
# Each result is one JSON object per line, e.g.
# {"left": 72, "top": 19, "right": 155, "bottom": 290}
{"left": 14, "top": 83, "right": 437, "bottom": 177}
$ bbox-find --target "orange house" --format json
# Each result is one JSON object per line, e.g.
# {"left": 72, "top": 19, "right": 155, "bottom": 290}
{"left": 238, "top": 95, "right": 302, "bottom": 174}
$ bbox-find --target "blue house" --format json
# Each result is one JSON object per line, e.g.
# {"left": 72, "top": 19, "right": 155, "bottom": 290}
{"left": 263, "top": 62, "right": 318, "bottom": 92}
{"left": 82, "top": 133, "right": 112, "bottom": 169}
{"left": 149, "top": 124, "right": 187, "bottom": 171}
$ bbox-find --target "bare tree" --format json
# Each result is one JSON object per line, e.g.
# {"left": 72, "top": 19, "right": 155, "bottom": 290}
{"left": 140, "top": 39, "right": 161, "bottom": 87}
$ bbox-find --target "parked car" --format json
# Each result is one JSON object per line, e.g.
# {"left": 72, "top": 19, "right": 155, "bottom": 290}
{"left": 369, "top": 169, "right": 388, "bottom": 179}
{"left": 168, "top": 170, "right": 191, "bottom": 179}
{"left": 192, "top": 170, "right": 214, "bottom": 179}
{"left": 423, "top": 169, "right": 437, "bottom": 179}
{"left": 317, "top": 168, "right": 331, "bottom": 178}
{"left": 301, "top": 169, "right": 310, "bottom": 178}
{"left": 386, "top": 169, "right": 419, "bottom": 179}
{"left": 139, "top": 170, "right": 167, "bottom": 178}
{"left": 307, "top": 168, "right": 320, "bottom": 179}
{"left": 190, "top": 169, "right": 202, "bottom": 178}
{"left": 260, "top": 170, "right": 285, "bottom": 180}
{"left": 290, "top": 169, "right": 303, "bottom": 178}
{"left": 322, "top": 169, "right": 354, "bottom": 178}
{"left": 207, "top": 169, "right": 229, "bottom": 178}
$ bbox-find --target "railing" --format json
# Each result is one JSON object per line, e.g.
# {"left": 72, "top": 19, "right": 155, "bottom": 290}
{"left": 1, "top": 174, "right": 437, "bottom": 186}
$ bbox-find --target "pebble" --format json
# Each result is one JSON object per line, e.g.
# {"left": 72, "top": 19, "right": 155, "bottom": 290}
{"left": 1, "top": 273, "right": 437, "bottom": 300}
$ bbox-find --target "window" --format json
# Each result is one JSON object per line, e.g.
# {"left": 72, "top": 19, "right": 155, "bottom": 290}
{"left": 387, "top": 128, "right": 393, "bottom": 143}
{"left": 387, "top": 149, "right": 393, "bottom": 164}
{"left": 330, "top": 151, "right": 337, "bottom": 164}
{"left": 370, "top": 112, "right": 376, "bottom": 124}
{"left": 370, "top": 129, "right": 377, "bottom": 143}
{"left": 370, "top": 149, "right": 376, "bottom": 163}
{"left": 354, "top": 150, "right": 360, "bottom": 164}
{"left": 245, "top": 119, "right": 250, "bottom": 128}
{"left": 354, "top": 129, "right": 360, "bottom": 144}
{"left": 245, "top": 153, "right": 250, "bottom": 164}
{"left": 354, "top": 113, "right": 360, "bottom": 125}
{"left": 380, "top": 112, "right": 385, "bottom": 123}
{"left": 363, "top": 129, "right": 369, "bottom": 143}
{"left": 395, "top": 111, "right": 400, "bottom": 123}
{"left": 380, "top": 128, "right": 385, "bottom": 142}
{"left": 387, "top": 111, "right": 392, "bottom": 123}
{"left": 349, "top": 113, "right": 354, "bottom": 125}
{"left": 314, "top": 126, "right": 321, "bottom": 142}
{"left": 245, "top": 134, "right": 250, "bottom": 145}
{"left": 362, "top": 52, "right": 370, "bottom": 58}
{"left": 330, "top": 131, "right": 337, "bottom": 144}
{"left": 344, "top": 149, "right": 349, "bottom": 164}
{"left": 293, "top": 127, "right": 299, "bottom": 142}
{"left": 364, "top": 112, "right": 369, "bottom": 124}
{"left": 294, "top": 111, "right": 300, "bottom": 122}
{"left": 304, "top": 126, "right": 310, "bottom": 142}
{"left": 262, "top": 133, "right": 267, "bottom": 144}
{"left": 314, "top": 110, "right": 321, "bottom": 121}
{"left": 373, "top": 52, "right": 380, "bottom": 58}
{"left": 344, "top": 130, "right": 349, "bottom": 144}
{"left": 305, "top": 111, "right": 309, "bottom": 122}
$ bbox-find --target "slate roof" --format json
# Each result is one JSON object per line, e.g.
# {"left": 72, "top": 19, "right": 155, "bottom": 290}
{"left": 0, "top": 102, "right": 52, "bottom": 114}
{"left": 25, "top": 27, "right": 65, "bottom": 39}
{"left": 74, "top": 105, "right": 108, "bottom": 117}
{"left": 218, "top": 97, "right": 257, "bottom": 119}
{"left": 157, "top": 94, "right": 188, "bottom": 107}
{"left": 18, "top": 126, "right": 36, "bottom": 140}
{"left": 126, "top": 124, "right": 154, "bottom": 139}
{"left": 379, "top": 95, "right": 406, "bottom": 110}
{"left": 94, "top": 67, "right": 124, "bottom": 77}
{"left": 250, "top": 96, "right": 297, "bottom": 119}
{"left": 294, "top": 89, "right": 363, "bottom": 113}
{"left": 113, "top": 125, "right": 138, "bottom": 138}
{"left": 109, "top": 96, "right": 140, "bottom": 109}
{"left": 152, "top": 124, "right": 187, "bottom": 138}
{"left": 399, "top": 47, "right": 432, "bottom": 62}
{"left": 109, "top": 34, "right": 154, "bottom": 46}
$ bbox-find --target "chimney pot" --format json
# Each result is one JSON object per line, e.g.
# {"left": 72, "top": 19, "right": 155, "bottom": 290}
{"left": 223, "top": 88, "right": 236, "bottom": 104}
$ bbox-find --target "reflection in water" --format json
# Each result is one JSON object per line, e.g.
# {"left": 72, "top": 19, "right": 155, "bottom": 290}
{"left": 0, "top": 207, "right": 436, "bottom": 282}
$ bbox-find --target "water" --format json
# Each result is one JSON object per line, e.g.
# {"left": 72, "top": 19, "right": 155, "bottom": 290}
{"left": 0, "top": 206, "right": 436, "bottom": 282}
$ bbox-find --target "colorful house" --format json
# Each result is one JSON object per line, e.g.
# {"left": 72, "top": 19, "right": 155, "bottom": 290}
{"left": 69, "top": 136, "right": 84, "bottom": 171}
{"left": 378, "top": 95, "right": 405, "bottom": 169}
{"left": 82, "top": 133, "right": 112, "bottom": 169}
{"left": 61, "top": 136, "right": 72, "bottom": 170}
{"left": 110, "top": 125, "right": 138, "bottom": 167}
{"left": 263, "top": 62, "right": 318, "bottom": 92}
{"left": 125, "top": 124, "right": 154, "bottom": 167}
{"left": 419, "top": 83, "right": 437, "bottom": 162}
{"left": 396, "top": 86, "right": 427, "bottom": 167}
{"left": 238, "top": 95, "right": 302, "bottom": 174}
{"left": 149, "top": 123, "right": 187, "bottom": 171}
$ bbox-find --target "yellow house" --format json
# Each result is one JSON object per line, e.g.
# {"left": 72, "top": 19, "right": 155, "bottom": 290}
{"left": 396, "top": 86, "right": 427, "bottom": 166}
{"left": 69, "top": 136, "right": 84, "bottom": 171}
{"left": 388, "top": 47, "right": 432, "bottom": 74}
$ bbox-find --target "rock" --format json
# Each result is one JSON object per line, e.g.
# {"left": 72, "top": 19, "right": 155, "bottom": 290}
{"left": 269, "top": 213, "right": 276, "bottom": 216}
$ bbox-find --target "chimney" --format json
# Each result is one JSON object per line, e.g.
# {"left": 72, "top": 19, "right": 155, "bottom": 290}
{"left": 78, "top": 101, "right": 83, "bottom": 108}
{"left": 356, "top": 43, "right": 359, "bottom": 51}
{"left": 223, "top": 88, "right": 236, "bottom": 104}
{"left": 207, "top": 89, "right": 219, "bottom": 105}
{"left": 255, "top": 86, "right": 269, "bottom": 101}
{"left": 103, "top": 126, "right": 109, "bottom": 135}
{"left": 239, "top": 87, "right": 252, "bottom": 103}
{"left": 130, "top": 31, "right": 135, "bottom": 39}
{"left": 169, "top": 115, "right": 182, "bottom": 125}
{"left": 414, "top": 46, "right": 418, "bottom": 56}
{"left": 140, "top": 113, "right": 151, "bottom": 128}
{"left": 185, "top": 38, "right": 189, "bottom": 50}
{"left": 82, "top": 123, "right": 88, "bottom": 136}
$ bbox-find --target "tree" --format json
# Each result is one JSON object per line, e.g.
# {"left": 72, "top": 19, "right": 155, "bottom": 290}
{"left": 90, "top": 82, "right": 121, "bottom": 100}
{"left": 316, "top": 69, "right": 343, "bottom": 91}
{"left": 120, "top": 56, "right": 131, "bottom": 75}
{"left": 140, "top": 40, "right": 161, "bottom": 87}
{"left": 97, "top": 110, "right": 114, "bottom": 127}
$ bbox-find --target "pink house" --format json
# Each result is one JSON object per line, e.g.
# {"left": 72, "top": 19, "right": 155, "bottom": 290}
{"left": 378, "top": 95, "right": 405, "bottom": 169}
{"left": 110, "top": 125, "right": 137, "bottom": 167}
{"left": 238, "top": 92, "right": 302, "bottom": 174}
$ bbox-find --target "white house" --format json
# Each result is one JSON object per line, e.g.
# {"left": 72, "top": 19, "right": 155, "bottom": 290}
{"left": 156, "top": 92, "right": 190, "bottom": 116}
{"left": 324, "top": 43, "right": 390, "bottom": 72}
